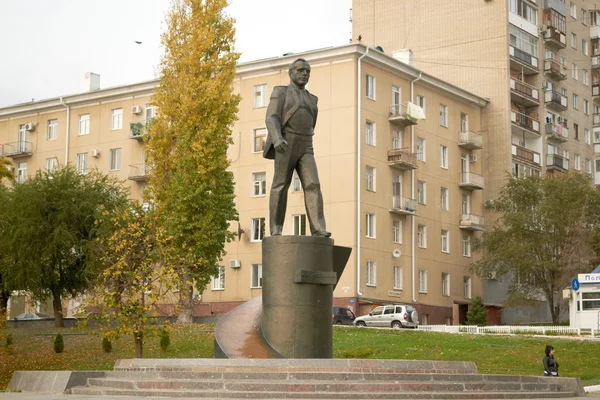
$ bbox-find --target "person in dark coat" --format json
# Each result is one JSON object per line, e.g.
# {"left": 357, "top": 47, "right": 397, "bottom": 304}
{"left": 543, "top": 345, "right": 559, "bottom": 377}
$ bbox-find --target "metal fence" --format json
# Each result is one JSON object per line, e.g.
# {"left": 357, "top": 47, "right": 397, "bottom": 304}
{"left": 417, "top": 325, "right": 600, "bottom": 337}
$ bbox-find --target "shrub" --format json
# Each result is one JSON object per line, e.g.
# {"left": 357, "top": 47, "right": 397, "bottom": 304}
{"left": 5, "top": 334, "right": 13, "bottom": 347}
{"left": 160, "top": 327, "right": 170, "bottom": 352}
{"left": 53, "top": 333, "right": 64, "bottom": 353}
{"left": 465, "top": 296, "right": 488, "bottom": 326}
{"left": 102, "top": 336, "right": 112, "bottom": 353}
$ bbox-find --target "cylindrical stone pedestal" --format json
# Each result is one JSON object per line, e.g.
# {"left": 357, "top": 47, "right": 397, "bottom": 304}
{"left": 262, "top": 235, "right": 335, "bottom": 358}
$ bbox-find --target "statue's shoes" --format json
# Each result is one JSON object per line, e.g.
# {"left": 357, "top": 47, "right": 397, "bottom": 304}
{"left": 312, "top": 230, "right": 331, "bottom": 238}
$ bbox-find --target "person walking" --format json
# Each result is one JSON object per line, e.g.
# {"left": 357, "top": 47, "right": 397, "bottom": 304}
{"left": 543, "top": 345, "right": 559, "bottom": 377}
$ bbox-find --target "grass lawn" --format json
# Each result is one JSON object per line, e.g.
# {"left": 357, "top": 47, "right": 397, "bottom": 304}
{"left": 1, "top": 325, "right": 598, "bottom": 390}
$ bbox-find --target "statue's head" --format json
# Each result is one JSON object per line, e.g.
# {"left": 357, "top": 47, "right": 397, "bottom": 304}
{"left": 288, "top": 58, "right": 311, "bottom": 89}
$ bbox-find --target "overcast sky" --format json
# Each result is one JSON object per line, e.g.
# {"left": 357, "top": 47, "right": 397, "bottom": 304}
{"left": 0, "top": 0, "right": 352, "bottom": 107}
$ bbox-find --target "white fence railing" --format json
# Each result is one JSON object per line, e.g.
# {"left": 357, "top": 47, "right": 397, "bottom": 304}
{"left": 417, "top": 325, "right": 600, "bottom": 336}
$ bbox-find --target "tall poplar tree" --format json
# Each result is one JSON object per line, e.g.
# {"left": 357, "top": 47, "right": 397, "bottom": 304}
{"left": 146, "top": 0, "right": 239, "bottom": 324}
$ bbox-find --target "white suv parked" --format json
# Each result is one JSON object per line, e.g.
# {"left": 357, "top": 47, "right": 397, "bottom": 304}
{"left": 354, "top": 304, "right": 419, "bottom": 329}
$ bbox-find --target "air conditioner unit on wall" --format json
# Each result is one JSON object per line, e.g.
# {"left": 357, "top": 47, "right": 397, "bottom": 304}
{"left": 469, "top": 154, "right": 477, "bottom": 163}
{"left": 24, "top": 123, "right": 35, "bottom": 131}
{"left": 91, "top": 149, "right": 100, "bottom": 158}
{"left": 229, "top": 260, "right": 241, "bottom": 268}
{"left": 132, "top": 106, "right": 142, "bottom": 114}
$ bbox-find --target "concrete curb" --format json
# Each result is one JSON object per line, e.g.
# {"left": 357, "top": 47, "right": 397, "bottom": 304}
{"left": 585, "top": 384, "right": 600, "bottom": 393}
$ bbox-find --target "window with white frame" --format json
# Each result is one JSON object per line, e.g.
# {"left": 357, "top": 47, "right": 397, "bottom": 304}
{"left": 109, "top": 148, "right": 121, "bottom": 171}
{"left": 254, "top": 84, "right": 268, "bottom": 108}
{"left": 292, "top": 170, "right": 302, "bottom": 192}
{"left": 79, "top": 114, "right": 90, "bottom": 135}
{"left": 442, "top": 272, "right": 450, "bottom": 296}
{"left": 585, "top": 129, "right": 591, "bottom": 144}
{"left": 366, "top": 260, "right": 376, "bottom": 286}
{"left": 393, "top": 265, "right": 403, "bottom": 290}
{"left": 416, "top": 137, "right": 426, "bottom": 161}
{"left": 584, "top": 100, "right": 590, "bottom": 115}
{"left": 392, "top": 86, "right": 401, "bottom": 106}
{"left": 464, "top": 276, "right": 472, "bottom": 299}
{"left": 418, "top": 269, "right": 428, "bottom": 293}
{"left": 253, "top": 128, "right": 267, "bottom": 153}
{"left": 111, "top": 108, "right": 123, "bottom": 130}
{"left": 212, "top": 266, "right": 225, "bottom": 290}
{"left": 145, "top": 104, "right": 157, "bottom": 121}
{"left": 441, "top": 230, "right": 449, "bottom": 253}
{"left": 586, "top": 158, "right": 592, "bottom": 173}
{"left": 584, "top": 70, "right": 589, "bottom": 86}
{"left": 440, "top": 145, "right": 448, "bottom": 169}
{"left": 16, "top": 162, "right": 27, "bottom": 183}
{"left": 441, "top": 187, "right": 449, "bottom": 211}
{"left": 572, "top": 63, "right": 578, "bottom": 80}
{"left": 366, "top": 75, "right": 376, "bottom": 100}
{"left": 508, "top": 0, "right": 537, "bottom": 24}
{"left": 509, "top": 25, "right": 538, "bottom": 56}
{"left": 45, "top": 157, "right": 58, "bottom": 173}
{"left": 47, "top": 119, "right": 57, "bottom": 140}
{"left": 366, "top": 213, "right": 376, "bottom": 238}
{"left": 251, "top": 264, "right": 263, "bottom": 288}
{"left": 76, "top": 153, "right": 88, "bottom": 175}
{"left": 417, "top": 180, "right": 426, "bottom": 205}
{"left": 439, "top": 104, "right": 448, "bottom": 127}
{"left": 571, "top": 32, "right": 577, "bottom": 49}
{"left": 392, "top": 130, "right": 401, "bottom": 149}
{"left": 251, "top": 217, "right": 265, "bottom": 242}
{"left": 417, "top": 224, "right": 427, "bottom": 248}
{"left": 582, "top": 8, "right": 587, "bottom": 25}
{"left": 583, "top": 39, "right": 589, "bottom": 56}
{"left": 366, "top": 120, "right": 376, "bottom": 146}
{"left": 366, "top": 166, "right": 376, "bottom": 192}
{"left": 293, "top": 214, "right": 307, "bottom": 236}
{"left": 575, "top": 154, "right": 581, "bottom": 170}
{"left": 392, "top": 219, "right": 402, "bottom": 243}
{"left": 571, "top": 2, "right": 577, "bottom": 18}
{"left": 252, "top": 172, "right": 266, "bottom": 196}
{"left": 462, "top": 234, "right": 471, "bottom": 257}
{"left": 416, "top": 95, "right": 426, "bottom": 116}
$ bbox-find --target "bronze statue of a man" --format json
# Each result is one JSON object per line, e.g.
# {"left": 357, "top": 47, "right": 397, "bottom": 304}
{"left": 263, "top": 59, "right": 330, "bottom": 237}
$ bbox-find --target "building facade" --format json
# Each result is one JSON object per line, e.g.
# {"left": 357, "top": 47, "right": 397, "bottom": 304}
{"left": 0, "top": 44, "right": 488, "bottom": 324}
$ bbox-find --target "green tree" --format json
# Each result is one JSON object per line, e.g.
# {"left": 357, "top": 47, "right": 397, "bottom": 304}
{"left": 146, "top": 0, "right": 240, "bottom": 324}
{"left": 465, "top": 296, "right": 487, "bottom": 326}
{"left": 470, "top": 173, "right": 600, "bottom": 325}
{"left": 0, "top": 185, "right": 12, "bottom": 313}
{"left": 1, "top": 166, "right": 128, "bottom": 327}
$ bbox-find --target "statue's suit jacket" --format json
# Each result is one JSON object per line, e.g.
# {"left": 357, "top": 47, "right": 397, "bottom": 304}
{"left": 263, "top": 85, "right": 318, "bottom": 160}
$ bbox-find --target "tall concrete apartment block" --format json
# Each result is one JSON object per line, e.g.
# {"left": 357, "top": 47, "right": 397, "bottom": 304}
{"left": 0, "top": 44, "right": 488, "bottom": 324}
{"left": 352, "top": 0, "right": 595, "bottom": 323}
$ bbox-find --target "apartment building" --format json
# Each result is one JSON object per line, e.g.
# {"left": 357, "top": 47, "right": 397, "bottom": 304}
{"left": 352, "top": 0, "right": 594, "bottom": 323}
{"left": 0, "top": 44, "right": 488, "bottom": 324}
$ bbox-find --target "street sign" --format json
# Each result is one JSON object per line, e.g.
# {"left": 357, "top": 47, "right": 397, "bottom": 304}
{"left": 572, "top": 278, "right": 580, "bottom": 291}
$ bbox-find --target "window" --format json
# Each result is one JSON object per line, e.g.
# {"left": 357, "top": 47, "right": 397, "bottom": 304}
{"left": 439, "top": 104, "right": 448, "bottom": 127}
{"left": 464, "top": 277, "right": 472, "bottom": 299}
{"left": 584, "top": 100, "right": 590, "bottom": 115}
{"left": 366, "top": 166, "right": 375, "bottom": 191}
{"left": 366, "top": 213, "right": 376, "bottom": 238}
{"left": 393, "top": 265, "right": 403, "bottom": 290}
{"left": 251, "top": 264, "right": 263, "bottom": 288}
{"left": 573, "top": 94, "right": 578, "bottom": 110}
{"left": 441, "top": 230, "right": 449, "bottom": 253}
{"left": 392, "top": 130, "right": 401, "bottom": 149}
{"left": 16, "top": 162, "right": 27, "bottom": 183}
{"left": 251, "top": 217, "right": 265, "bottom": 242}
{"left": 582, "top": 9, "right": 587, "bottom": 25}
{"left": 47, "top": 119, "right": 57, "bottom": 140}
{"left": 561, "top": 87, "right": 567, "bottom": 97}
{"left": 442, "top": 273, "right": 450, "bottom": 296}
{"left": 416, "top": 137, "right": 426, "bottom": 161}
{"left": 463, "top": 234, "right": 471, "bottom": 257}
{"left": 109, "top": 148, "right": 121, "bottom": 171}
{"left": 366, "top": 260, "right": 376, "bottom": 286}
{"left": 441, "top": 187, "right": 449, "bottom": 211}
{"left": 111, "top": 108, "right": 123, "bottom": 130}
{"left": 293, "top": 214, "right": 307, "bottom": 236}
{"left": 418, "top": 269, "right": 428, "bottom": 293}
{"left": 509, "top": 26, "right": 538, "bottom": 57}
{"left": 421, "top": 314, "right": 429, "bottom": 325}
{"left": 392, "top": 86, "right": 401, "bottom": 106}
{"left": 586, "top": 158, "right": 592, "bottom": 173}
{"left": 508, "top": 0, "right": 537, "bottom": 24}
{"left": 583, "top": 39, "right": 589, "bottom": 56}
{"left": 417, "top": 180, "right": 426, "bottom": 205}
{"left": 366, "top": 75, "right": 376, "bottom": 99}
{"left": 366, "top": 121, "right": 376, "bottom": 146}
{"left": 416, "top": 95, "right": 426, "bottom": 116}
{"left": 571, "top": 33, "right": 577, "bottom": 49}
{"left": 76, "top": 153, "right": 88, "bottom": 175}
{"left": 572, "top": 63, "right": 578, "bottom": 80}
{"left": 292, "top": 170, "right": 302, "bottom": 192}
{"left": 570, "top": 2, "right": 577, "bottom": 19}
{"left": 574, "top": 123, "right": 579, "bottom": 140}
{"left": 212, "top": 266, "right": 225, "bottom": 290}
{"left": 79, "top": 114, "right": 90, "bottom": 135}
{"left": 45, "top": 157, "right": 58, "bottom": 173}
{"left": 392, "top": 219, "right": 402, "bottom": 243}
{"left": 145, "top": 104, "right": 157, "bottom": 121}
{"left": 253, "top": 128, "right": 267, "bottom": 153}
{"left": 254, "top": 84, "right": 268, "bottom": 108}
{"left": 252, "top": 172, "right": 266, "bottom": 196}
{"left": 440, "top": 145, "right": 448, "bottom": 169}
{"left": 584, "top": 70, "right": 589, "bottom": 86}
{"left": 575, "top": 154, "right": 581, "bottom": 170}
{"left": 417, "top": 224, "right": 427, "bottom": 248}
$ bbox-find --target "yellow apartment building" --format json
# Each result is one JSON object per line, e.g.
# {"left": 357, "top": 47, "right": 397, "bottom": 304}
{"left": 0, "top": 44, "right": 488, "bottom": 324}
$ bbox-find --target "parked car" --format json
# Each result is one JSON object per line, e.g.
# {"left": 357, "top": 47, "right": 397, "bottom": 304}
{"left": 354, "top": 304, "right": 418, "bottom": 329}
{"left": 13, "top": 312, "right": 52, "bottom": 320}
{"left": 332, "top": 306, "right": 356, "bottom": 325}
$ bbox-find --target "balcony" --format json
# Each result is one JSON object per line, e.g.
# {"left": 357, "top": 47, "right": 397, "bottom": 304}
{"left": 594, "top": 84, "right": 600, "bottom": 105}
{"left": 546, "top": 154, "right": 569, "bottom": 172}
{"left": 545, "top": 122, "right": 568, "bottom": 142}
{"left": 510, "top": 77, "right": 540, "bottom": 107}
{"left": 542, "top": 0, "right": 566, "bottom": 16}
{"left": 509, "top": 45, "right": 539, "bottom": 75}
{"left": 594, "top": 142, "right": 600, "bottom": 154}
{"left": 542, "top": 28, "right": 566, "bottom": 50}
{"left": 544, "top": 59, "right": 567, "bottom": 81}
{"left": 459, "top": 214, "right": 485, "bottom": 231}
{"left": 511, "top": 144, "right": 541, "bottom": 165}
{"left": 458, "top": 131, "right": 483, "bottom": 150}
{"left": 128, "top": 163, "right": 150, "bottom": 182}
{"left": 390, "top": 195, "right": 417, "bottom": 216}
{"left": 459, "top": 172, "right": 484, "bottom": 191}
{"left": 592, "top": 25, "right": 600, "bottom": 40}
{"left": 510, "top": 110, "right": 540, "bottom": 136}
{"left": 387, "top": 148, "right": 418, "bottom": 170}
{"left": 593, "top": 113, "right": 600, "bottom": 126}
{"left": 388, "top": 103, "right": 422, "bottom": 127}
{"left": 0, "top": 142, "right": 33, "bottom": 158}
{"left": 129, "top": 120, "right": 151, "bottom": 140}
{"left": 544, "top": 90, "right": 568, "bottom": 111}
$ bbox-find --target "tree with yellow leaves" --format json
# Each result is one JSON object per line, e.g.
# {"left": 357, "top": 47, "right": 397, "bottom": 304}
{"left": 0, "top": 157, "right": 14, "bottom": 183}
{"left": 146, "top": 0, "right": 239, "bottom": 324}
